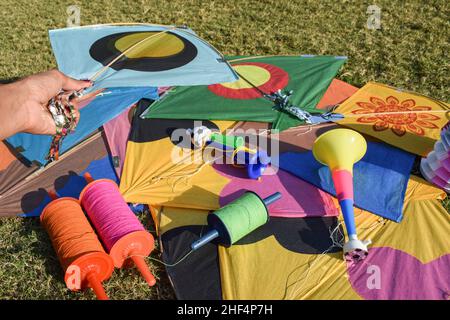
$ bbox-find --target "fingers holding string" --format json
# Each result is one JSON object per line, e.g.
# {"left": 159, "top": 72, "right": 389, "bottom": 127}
{"left": 55, "top": 69, "right": 93, "bottom": 92}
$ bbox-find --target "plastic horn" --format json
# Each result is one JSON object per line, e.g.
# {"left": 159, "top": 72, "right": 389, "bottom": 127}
{"left": 312, "top": 128, "right": 371, "bottom": 264}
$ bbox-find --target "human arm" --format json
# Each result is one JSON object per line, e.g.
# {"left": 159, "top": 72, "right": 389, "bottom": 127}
{"left": 0, "top": 70, "right": 92, "bottom": 140}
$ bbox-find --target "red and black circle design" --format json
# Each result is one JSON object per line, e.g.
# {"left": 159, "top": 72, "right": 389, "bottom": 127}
{"left": 89, "top": 31, "right": 198, "bottom": 72}
{"left": 207, "top": 62, "right": 289, "bottom": 100}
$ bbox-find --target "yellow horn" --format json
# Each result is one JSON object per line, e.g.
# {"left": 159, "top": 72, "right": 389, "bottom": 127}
{"left": 313, "top": 128, "right": 371, "bottom": 264}
{"left": 312, "top": 128, "right": 367, "bottom": 174}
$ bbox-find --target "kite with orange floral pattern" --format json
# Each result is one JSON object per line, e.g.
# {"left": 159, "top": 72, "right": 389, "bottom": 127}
{"left": 335, "top": 82, "right": 449, "bottom": 156}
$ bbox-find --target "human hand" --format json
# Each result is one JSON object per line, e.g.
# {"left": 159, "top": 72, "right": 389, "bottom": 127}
{"left": 0, "top": 70, "right": 92, "bottom": 139}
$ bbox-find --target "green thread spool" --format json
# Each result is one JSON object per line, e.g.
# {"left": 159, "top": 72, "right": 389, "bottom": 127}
{"left": 210, "top": 133, "right": 244, "bottom": 149}
{"left": 191, "top": 191, "right": 281, "bottom": 250}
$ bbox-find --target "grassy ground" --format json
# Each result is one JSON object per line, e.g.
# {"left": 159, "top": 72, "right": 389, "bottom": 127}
{"left": 0, "top": 0, "right": 448, "bottom": 299}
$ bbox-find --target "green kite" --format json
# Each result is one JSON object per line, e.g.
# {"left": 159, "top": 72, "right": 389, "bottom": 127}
{"left": 142, "top": 55, "right": 347, "bottom": 131}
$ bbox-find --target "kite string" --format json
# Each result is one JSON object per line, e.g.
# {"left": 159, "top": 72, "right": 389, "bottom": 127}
{"left": 289, "top": 125, "right": 313, "bottom": 136}
{"left": 80, "top": 180, "right": 145, "bottom": 251}
{"left": 130, "top": 225, "right": 206, "bottom": 267}
{"left": 129, "top": 250, "right": 194, "bottom": 267}
{"left": 286, "top": 211, "right": 386, "bottom": 300}
{"left": 148, "top": 142, "right": 256, "bottom": 192}
{"left": 89, "top": 26, "right": 176, "bottom": 82}
{"left": 41, "top": 198, "right": 107, "bottom": 271}
{"left": 285, "top": 221, "right": 344, "bottom": 300}
{"left": 148, "top": 160, "right": 210, "bottom": 193}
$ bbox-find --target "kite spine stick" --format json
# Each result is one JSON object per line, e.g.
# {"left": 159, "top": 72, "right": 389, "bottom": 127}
{"left": 51, "top": 22, "right": 178, "bottom": 31}
{"left": 340, "top": 109, "right": 450, "bottom": 118}
{"left": 89, "top": 27, "right": 176, "bottom": 82}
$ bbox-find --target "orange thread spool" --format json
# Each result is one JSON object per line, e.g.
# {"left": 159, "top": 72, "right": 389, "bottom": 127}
{"left": 40, "top": 196, "right": 114, "bottom": 300}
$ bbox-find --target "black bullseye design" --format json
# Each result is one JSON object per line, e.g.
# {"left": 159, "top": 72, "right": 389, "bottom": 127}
{"left": 89, "top": 31, "right": 198, "bottom": 72}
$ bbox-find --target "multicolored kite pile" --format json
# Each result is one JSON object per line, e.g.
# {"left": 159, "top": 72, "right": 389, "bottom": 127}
{"left": 0, "top": 24, "right": 448, "bottom": 300}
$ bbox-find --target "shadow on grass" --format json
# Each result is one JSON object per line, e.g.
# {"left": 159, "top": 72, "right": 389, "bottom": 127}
{"left": 18, "top": 217, "right": 65, "bottom": 283}
{"left": 0, "top": 78, "right": 19, "bottom": 84}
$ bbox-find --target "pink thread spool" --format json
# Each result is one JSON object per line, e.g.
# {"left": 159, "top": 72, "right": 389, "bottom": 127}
{"left": 79, "top": 173, "right": 156, "bottom": 287}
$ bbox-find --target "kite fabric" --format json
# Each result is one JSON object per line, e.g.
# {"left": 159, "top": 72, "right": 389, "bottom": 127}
{"left": 153, "top": 206, "right": 222, "bottom": 300}
{"left": 232, "top": 78, "right": 358, "bottom": 154}
{"left": 49, "top": 24, "right": 238, "bottom": 90}
{"left": 279, "top": 141, "right": 416, "bottom": 222}
{"left": 119, "top": 98, "right": 236, "bottom": 209}
{"left": 219, "top": 198, "right": 449, "bottom": 300}
{"left": 213, "top": 164, "right": 338, "bottom": 218}
{"left": 103, "top": 105, "right": 136, "bottom": 177}
{"left": 0, "top": 131, "right": 118, "bottom": 217}
{"left": 316, "top": 79, "right": 358, "bottom": 109}
{"left": 141, "top": 55, "right": 347, "bottom": 131}
{"left": 6, "top": 86, "right": 158, "bottom": 166}
{"left": 119, "top": 99, "right": 338, "bottom": 218}
{"left": 0, "top": 141, "right": 38, "bottom": 197}
{"left": 153, "top": 178, "right": 448, "bottom": 300}
{"left": 103, "top": 78, "right": 354, "bottom": 179}
{"left": 103, "top": 87, "right": 170, "bottom": 177}
{"left": 119, "top": 79, "right": 359, "bottom": 216}
{"left": 335, "top": 82, "right": 450, "bottom": 156}
{"left": 152, "top": 206, "right": 343, "bottom": 300}
{"left": 0, "top": 78, "right": 354, "bottom": 218}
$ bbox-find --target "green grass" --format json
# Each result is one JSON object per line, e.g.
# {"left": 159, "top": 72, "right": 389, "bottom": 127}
{"left": 0, "top": 211, "right": 175, "bottom": 299}
{"left": 0, "top": 0, "right": 448, "bottom": 299}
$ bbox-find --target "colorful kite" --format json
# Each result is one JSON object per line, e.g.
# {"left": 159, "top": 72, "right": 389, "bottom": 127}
{"left": 10, "top": 24, "right": 237, "bottom": 166}
{"left": 335, "top": 82, "right": 450, "bottom": 156}
{"left": 6, "top": 87, "right": 158, "bottom": 166}
{"left": 103, "top": 105, "right": 137, "bottom": 177}
{"left": 49, "top": 24, "right": 238, "bottom": 89}
{"left": 141, "top": 55, "right": 347, "bottom": 131}
{"left": 153, "top": 177, "right": 448, "bottom": 300}
{"left": 119, "top": 99, "right": 338, "bottom": 217}
{"left": 280, "top": 141, "right": 416, "bottom": 222}
{"left": 0, "top": 131, "right": 118, "bottom": 217}
{"left": 0, "top": 141, "right": 38, "bottom": 198}
{"left": 103, "top": 87, "right": 171, "bottom": 177}
{"left": 119, "top": 79, "right": 358, "bottom": 215}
